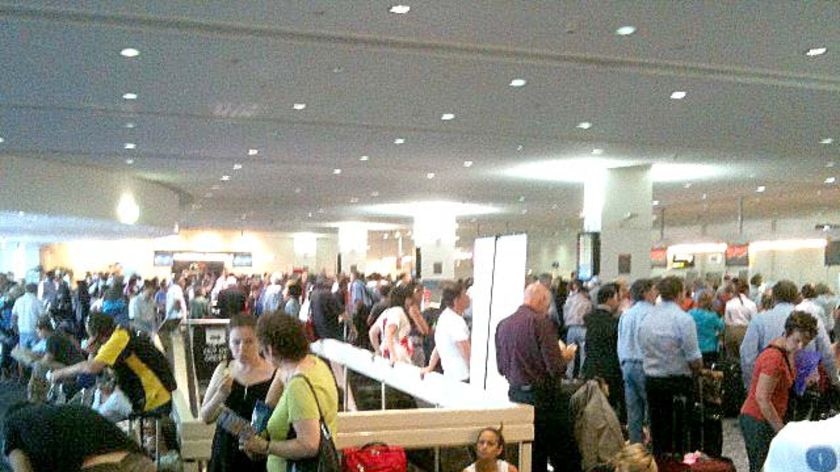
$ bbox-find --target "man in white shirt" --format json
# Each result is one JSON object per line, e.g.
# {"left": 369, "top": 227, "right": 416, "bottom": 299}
{"left": 12, "top": 284, "right": 44, "bottom": 350}
{"left": 128, "top": 280, "right": 157, "bottom": 334}
{"left": 422, "top": 281, "right": 471, "bottom": 382}
{"left": 165, "top": 276, "right": 186, "bottom": 321}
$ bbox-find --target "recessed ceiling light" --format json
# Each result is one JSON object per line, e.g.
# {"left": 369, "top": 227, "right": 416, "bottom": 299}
{"left": 516, "top": 144, "right": 524, "bottom": 151}
{"left": 821, "top": 138, "right": 834, "bottom": 144}
{"left": 615, "top": 26, "right": 637, "bottom": 36}
{"left": 825, "top": 177, "right": 836, "bottom": 184}
{"left": 248, "top": 148, "right": 259, "bottom": 156}
{"left": 394, "top": 138, "right": 405, "bottom": 144}
{"left": 0, "top": 137, "right": 4, "bottom": 144}
{"left": 756, "top": 185, "right": 766, "bottom": 193}
{"left": 576, "top": 121, "right": 592, "bottom": 130}
{"left": 233, "top": 163, "right": 242, "bottom": 170}
{"left": 120, "top": 48, "right": 140, "bottom": 58}
{"left": 220, "top": 175, "right": 230, "bottom": 181}
{"left": 124, "top": 122, "right": 136, "bottom": 129}
{"left": 652, "top": 200, "right": 660, "bottom": 206}
{"left": 295, "top": 187, "right": 302, "bottom": 193}
{"left": 463, "top": 160, "right": 474, "bottom": 168}
{"left": 370, "top": 191, "right": 380, "bottom": 197}
{"left": 124, "top": 143, "right": 136, "bottom": 150}
{"left": 293, "top": 103, "right": 306, "bottom": 110}
{"left": 592, "top": 148, "right": 604, "bottom": 155}
{"left": 360, "top": 155, "right": 369, "bottom": 161}
{"left": 122, "top": 92, "right": 137, "bottom": 100}
{"left": 125, "top": 158, "right": 134, "bottom": 165}
{"left": 670, "top": 91, "right": 687, "bottom": 100}
{"left": 441, "top": 113, "right": 455, "bottom": 121}
{"left": 805, "top": 47, "right": 827, "bottom": 57}
{"left": 509, "top": 78, "right": 527, "bottom": 87}
{"left": 333, "top": 168, "right": 342, "bottom": 175}
{"left": 389, "top": 5, "right": 410, "bottom": 14}
{"left": 426, "top": 172, "right": 435, "bottom": 179}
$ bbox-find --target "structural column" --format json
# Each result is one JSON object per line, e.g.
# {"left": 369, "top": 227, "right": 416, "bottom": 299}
{"left": 413, "top": 213, "right": 457, "bottom": 280}
{"left": 583, "top": 165, "right": 653, "bottom": 281}
{"left": 338, "top": 223, "right": 368, "bottom": 274}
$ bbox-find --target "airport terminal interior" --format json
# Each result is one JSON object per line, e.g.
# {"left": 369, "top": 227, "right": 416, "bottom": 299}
{"left": 0, "top": 2, "right": 839, "bottom": 471}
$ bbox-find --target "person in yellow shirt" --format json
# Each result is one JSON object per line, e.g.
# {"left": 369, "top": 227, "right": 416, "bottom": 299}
{"left": 51, "top": 313, "right": 175, "bottom": 414}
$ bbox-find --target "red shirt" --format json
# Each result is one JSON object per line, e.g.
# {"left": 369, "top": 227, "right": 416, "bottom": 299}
{"left": 741, "top": 346, "right": 794, "bottom": 421}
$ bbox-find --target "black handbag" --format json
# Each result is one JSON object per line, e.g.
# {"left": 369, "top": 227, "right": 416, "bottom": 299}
{"left": 286, "top": 374, "right": 340, "bottom": 472}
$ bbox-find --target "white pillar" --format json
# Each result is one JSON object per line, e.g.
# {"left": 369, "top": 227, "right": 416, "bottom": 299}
{"left": 599, "top": 165, "right": 653, "bottom": 281}
{"left": 338, "top": 223, "right": 368, "bottom": 273}
{"left": 413, "top": 213, "right": 457, "bottom": 280}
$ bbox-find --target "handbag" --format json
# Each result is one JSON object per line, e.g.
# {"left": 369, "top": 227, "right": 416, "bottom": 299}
{"left": 342, "top": 442, "right": 407, "bottom": 472}
{"left": 286, "top": 374, "right": 340, "bottom": 472}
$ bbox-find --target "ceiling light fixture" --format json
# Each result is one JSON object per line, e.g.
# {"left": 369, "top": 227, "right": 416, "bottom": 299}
{"left": 124, "top": 143, "right": 136, "bottom": 150}
{"left": 220, "top": 175, "right": 230, "bottom": 181}
{"left": 615, "top": 26, "right": 637, "bottom": 36}
{"left": 389, "top": 5, "right": 410, "bottom": 14}
{"left": 125, "top": 158, "right": 134, "bottom": 165}
{"left": 670, "top": 91, "right": 687, "bottom": 100}
{"left": 805, "top": 47, "right": 827, "bottom": 57}
{"left": 426, "top": 172, "right": 435, "bottom": 179}
{"left": 0, "top": 137, "right": 5, "bottom": 144}
{"left": 441, "top": 113, "right": 455, "bottom": 121}
{"left": 592, "top": 148, "right": 604, "bottom": 155}
{"left": 122, "top": 92, "right": 137, "bottom": 100}
{"left": 825, "top": 177, "right": 836, "bottom": 184}
{"left": 248, "top": 148, "right": 259, "bottom": 156}
{"left": 333, "top": 168, "right": 342, "bottom": 175}
{"left": 394, "top": 138, "right": 405, "bottom": 144}
{"left": 652, "top": 200, "right": 660, "bottom": 206}
{"left": 120, "top": 48, "right": 140, "bottom": 58}
{"left": 576, "top": 121, "right": 592, "bottom": 130}
{"left": 756, "top": 185, "right": 766, "bottom": 193}
{"left": 293, "top": 103, "right": 306, "bottom": 110}
{"left": 821, "top": 138, "right": 834, "bottom": 144}
{"left": 124, "top": 122, "right": 136, "bottom": 129}
{"left": 509, "top": 78, "right": 527, "bottom": 87}
{"left": 233, "top": 163, "right": 242, "bottom": 170}
{"left": 360, "top": 155, "right": 369, "bottom": 161}
{"left": 463, "top": 160, "right": 473, "bottom": 168}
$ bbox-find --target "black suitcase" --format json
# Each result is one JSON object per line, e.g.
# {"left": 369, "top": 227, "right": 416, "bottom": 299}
{"left": 669, "top": 376, "right": 724, "bottom": 458}
{"left": 717, "top": 359, "right": 745, "bottom": 418}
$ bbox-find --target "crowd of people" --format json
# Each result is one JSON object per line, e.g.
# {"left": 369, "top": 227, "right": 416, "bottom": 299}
{"left": 3, "top": 261, "right": 840, "bottom": 472}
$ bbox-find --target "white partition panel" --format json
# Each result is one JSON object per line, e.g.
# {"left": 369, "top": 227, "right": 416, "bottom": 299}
{"left": 470, "top": 234, "right": 528, "bottom": 395}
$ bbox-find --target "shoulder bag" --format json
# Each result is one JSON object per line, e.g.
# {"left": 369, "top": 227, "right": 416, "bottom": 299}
{"left": 286, "top": 374, "right": 340, "bottom": 472}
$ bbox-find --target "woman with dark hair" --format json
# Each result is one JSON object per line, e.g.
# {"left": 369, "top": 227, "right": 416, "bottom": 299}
{"left": 739, "top": 311, "right": 818, "bottom": 472}
{"left": 368, "top": 284, "right": 415, "bottom": 364}
{"left": 240, "top": 313, "right": 338, "bottom": 472}
{"left": 201, "top": 314, "right": 278, "bottom": 472}
{"left": 405, "top": 283, "right": 431, "bottom": 366}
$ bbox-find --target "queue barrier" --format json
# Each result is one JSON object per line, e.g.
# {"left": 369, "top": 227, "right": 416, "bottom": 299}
{"left": 169, "top": 320, "right": 534, "bottom": 472}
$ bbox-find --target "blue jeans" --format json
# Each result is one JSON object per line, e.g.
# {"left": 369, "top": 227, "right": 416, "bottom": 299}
{"left": 740, "top": 414, "right": 775, "bottom": 472}
{"left": 565, "top": 325, "right": 586, "bottom": 378}
{"left": 622, "top": 360, "right": 648, "bottom": 444}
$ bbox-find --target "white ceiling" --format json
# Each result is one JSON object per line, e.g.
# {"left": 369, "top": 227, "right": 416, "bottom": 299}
{"left": 0, "top": 1, "right": 837, "bottom": 237}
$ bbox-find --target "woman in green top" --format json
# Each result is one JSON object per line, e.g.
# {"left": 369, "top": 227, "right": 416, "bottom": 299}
{"left": 240, "top": 312, "right": 338, "bottom": 472}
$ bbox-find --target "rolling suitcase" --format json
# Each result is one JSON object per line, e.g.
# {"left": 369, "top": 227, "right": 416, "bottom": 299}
{"left": 718, "top": 359, "right": 745, "bottom": 418}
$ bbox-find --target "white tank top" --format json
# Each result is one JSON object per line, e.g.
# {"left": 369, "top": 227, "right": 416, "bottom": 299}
{"left": 465, "top": 459, "right": 509, "bottom": 472}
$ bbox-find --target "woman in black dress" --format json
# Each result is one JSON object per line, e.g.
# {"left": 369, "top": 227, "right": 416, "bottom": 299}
{"left": 200, "top": 314, "right": 281, "bottom": 471}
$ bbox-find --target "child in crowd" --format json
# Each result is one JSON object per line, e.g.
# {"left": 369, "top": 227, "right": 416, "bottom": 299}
{"left": 464, "top": 427, "right": 518, "bottom": 472}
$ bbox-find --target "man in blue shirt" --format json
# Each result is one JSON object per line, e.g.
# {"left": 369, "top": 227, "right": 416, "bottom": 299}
{"left": 639, "top": 276, "right": 703, "bottom": 455}
{"left": 617, "top": 278, "right": 657, "bottom": 444}
{"left": 740, "top": 280, "right": 838, "bottom": 390}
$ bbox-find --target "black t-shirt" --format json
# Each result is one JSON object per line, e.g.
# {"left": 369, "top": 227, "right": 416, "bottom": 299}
{"left": 3, "top": 404, "right": 142, "bottom": 472}
{"left": 46, "top": 333, "right": 85, "bottom": 366}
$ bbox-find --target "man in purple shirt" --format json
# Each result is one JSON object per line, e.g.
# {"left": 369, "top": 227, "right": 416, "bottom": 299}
{"left": 496, "top": 283, "right": 578, "bottom": 472}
